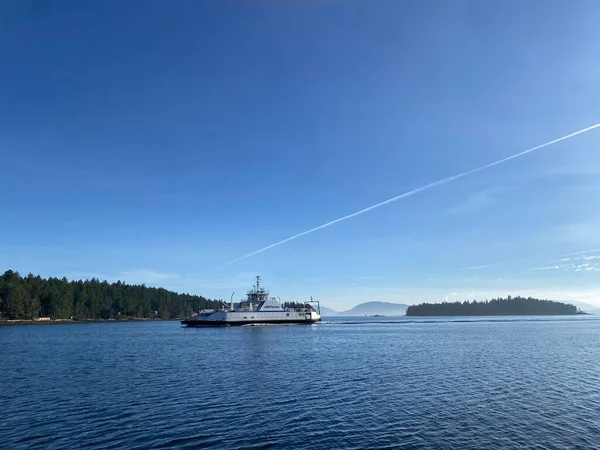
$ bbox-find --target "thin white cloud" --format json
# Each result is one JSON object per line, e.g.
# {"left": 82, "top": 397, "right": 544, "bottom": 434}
{"left": 572, "top": 263, "right": 600, "bottom": 272}
{"left": 552, "top": 253, "right": 600, "bottom": 264}
{"left": 558, "top": 255, "right": 600, "bottom": 261}
{"left": 461, "top": 250, "right": 600, "bottom": 278}
{"left": 530, "top": 260, "right": 600, "bottom": 273}
{"left": 530, "top": 265, "right": 560, "bottom": 271}
{"left": 557, "top": 247, "right": 600, "bottom": 258}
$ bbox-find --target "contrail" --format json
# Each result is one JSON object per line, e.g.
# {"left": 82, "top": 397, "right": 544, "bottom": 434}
{"left": 216, "top": 123, "right": 600, "bottom": 269}
{"left": 458, "top": 264, "right": 496, "bottom": 271}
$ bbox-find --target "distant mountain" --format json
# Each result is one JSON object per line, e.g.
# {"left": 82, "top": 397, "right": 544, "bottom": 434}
{"left": 319, "top": 306, "right": 338, "bottom": 316}
{"left": 339, "top": 301, "right": 409, "bottom": 316}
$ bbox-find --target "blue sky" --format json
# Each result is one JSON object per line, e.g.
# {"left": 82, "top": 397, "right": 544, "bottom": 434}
{"left": 2, "top": 1, "right": 600, "bottom": 310}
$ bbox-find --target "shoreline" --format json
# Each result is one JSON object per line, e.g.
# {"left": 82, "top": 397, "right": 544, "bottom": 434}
{"left": 0, "top": 318, "right": 179, "bottom": 326}
{"left": 405, "top": 312, "right": 589, "bottom": 317}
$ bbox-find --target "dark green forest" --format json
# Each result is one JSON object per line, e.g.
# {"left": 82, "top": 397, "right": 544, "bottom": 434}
{"left": 0, "top": 270, "right": 222, "bottom": 321}
{"left": 406, "top": 296, "right": 581, "bottom": 316}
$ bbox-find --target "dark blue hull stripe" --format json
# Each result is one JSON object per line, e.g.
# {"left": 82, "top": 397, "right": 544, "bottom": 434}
{"left": 181, "top": 319, "right": 321, "bottom": 327}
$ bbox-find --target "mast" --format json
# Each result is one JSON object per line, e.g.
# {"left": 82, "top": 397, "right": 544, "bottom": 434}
{"left": 246, "top": 275, "right": 270, "bottom": 310}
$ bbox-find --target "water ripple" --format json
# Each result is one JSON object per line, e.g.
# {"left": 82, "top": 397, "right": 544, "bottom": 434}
{"left": 1, "top": 318, "right": 600, "bottom": 449}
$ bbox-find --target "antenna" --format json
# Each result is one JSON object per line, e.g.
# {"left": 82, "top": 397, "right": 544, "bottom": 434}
{"left": 308, "top": 296, "right": 320, "bottom": 315}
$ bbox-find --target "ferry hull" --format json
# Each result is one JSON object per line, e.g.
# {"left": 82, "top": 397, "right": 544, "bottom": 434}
{"left": 181, "top": 318, "right": 321, "bottom": 327}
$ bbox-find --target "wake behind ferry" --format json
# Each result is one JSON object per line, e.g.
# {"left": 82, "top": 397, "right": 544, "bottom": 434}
{"left": 181, "top": 276, "right": 321, "bottom": 327}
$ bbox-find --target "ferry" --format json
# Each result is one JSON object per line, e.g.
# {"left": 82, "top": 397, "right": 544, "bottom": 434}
{"left": 181, "top": 276, "right": 321, "bottom": 327}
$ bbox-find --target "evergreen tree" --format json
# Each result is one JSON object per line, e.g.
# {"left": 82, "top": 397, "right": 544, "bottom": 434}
{"left": 0, "top": 269, "right": 222, "bottom": 321}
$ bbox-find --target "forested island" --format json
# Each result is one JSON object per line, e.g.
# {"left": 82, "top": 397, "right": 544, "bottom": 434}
{"left": 0, "top": 270, "right": 222, "bottom": 322}
{"left": 406, "top": 296, "right": 582, "bottom": 316}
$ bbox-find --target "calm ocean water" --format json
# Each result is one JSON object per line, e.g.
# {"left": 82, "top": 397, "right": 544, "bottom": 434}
{"left": 2, "top": 316, "right": 600, "bottom": 449}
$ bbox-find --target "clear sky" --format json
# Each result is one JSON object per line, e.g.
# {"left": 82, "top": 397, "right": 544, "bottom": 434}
{"left": 2, "top": 1, "right": 600, "bottom": 310}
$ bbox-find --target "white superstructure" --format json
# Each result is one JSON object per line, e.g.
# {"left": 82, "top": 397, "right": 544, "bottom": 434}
{"left": 181, "top": 276, "right": 321, "bottom": 327}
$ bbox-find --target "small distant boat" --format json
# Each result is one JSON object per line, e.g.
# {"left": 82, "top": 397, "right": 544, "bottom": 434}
{"left": 181, "top": 276, "right": 321, "bottom": 327}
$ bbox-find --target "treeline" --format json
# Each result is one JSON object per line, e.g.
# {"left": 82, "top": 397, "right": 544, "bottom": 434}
{"left": 0, "top": 270, "right": 222, "bottom": 321}
{"left": 406, "top": 296, "right": 581, "bottom": 316}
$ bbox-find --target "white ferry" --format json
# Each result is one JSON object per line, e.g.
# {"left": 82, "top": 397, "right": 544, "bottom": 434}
{"left": 181, "top": 276, "right": 321, "bottom": 327}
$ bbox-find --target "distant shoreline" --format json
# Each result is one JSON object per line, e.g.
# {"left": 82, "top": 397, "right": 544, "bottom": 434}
{"left": 404, "top": 312, "right": 587, "bottom": 317}
{"left": 0, "top": 318, "right": 177, "bottom": 326}
{"left": 406, "top": 297, "right": 583, "bottom": 317}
